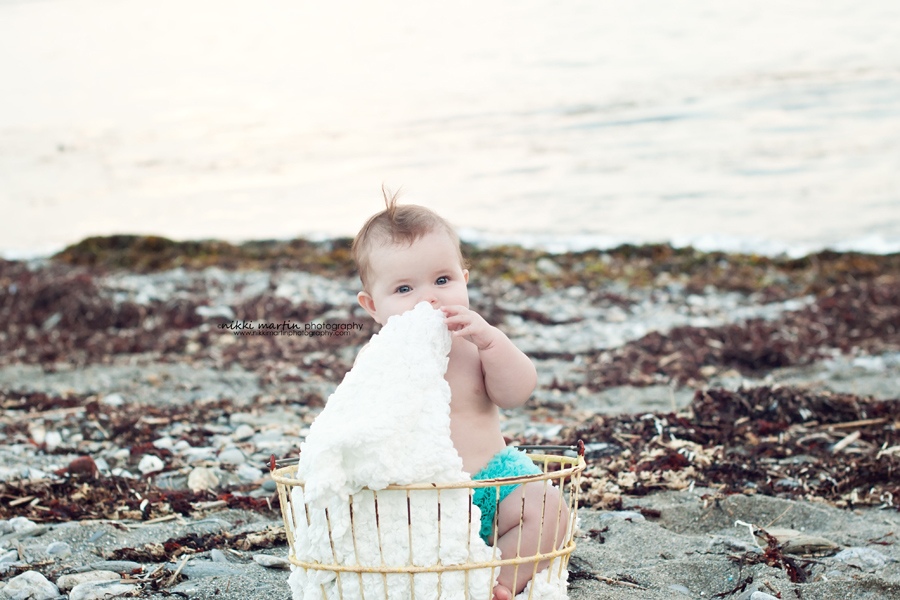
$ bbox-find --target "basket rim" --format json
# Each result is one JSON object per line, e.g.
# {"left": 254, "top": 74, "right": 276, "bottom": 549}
{"left": 287, "top": 540, "right": 576, "bottom": 573}
{"left": 271, "top": 453, "right": 585, "bottom": 491}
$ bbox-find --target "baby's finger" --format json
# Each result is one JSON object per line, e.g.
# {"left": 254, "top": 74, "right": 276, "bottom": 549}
{"left": 439, "top": 304, "right": 467, "bottom": 316}
{"left": 442, "top": 313, "right": 471, "bottom": 326}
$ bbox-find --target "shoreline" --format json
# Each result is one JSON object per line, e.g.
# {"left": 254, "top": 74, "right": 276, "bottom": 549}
{"left": 1, "top": 234, "right": 898, "bottom": 599}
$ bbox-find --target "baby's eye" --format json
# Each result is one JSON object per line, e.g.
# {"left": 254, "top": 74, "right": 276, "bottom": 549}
{"left": 436, "top": 276, "right": 449, "bottom": 285}
{"left": 396, "top": 285, "right": 412, "bottom": 293}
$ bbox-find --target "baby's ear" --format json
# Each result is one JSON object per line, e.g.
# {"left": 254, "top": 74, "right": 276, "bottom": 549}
{"left": 357, "top": 291, "right": 378, "bottom": 320}
{"left": 463, "top": 269, "right": 469, "bottom": 284}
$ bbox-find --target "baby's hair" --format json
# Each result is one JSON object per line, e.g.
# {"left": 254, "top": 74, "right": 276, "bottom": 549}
{"left": 352, "top": 186, "right": 465, "bottom": 290}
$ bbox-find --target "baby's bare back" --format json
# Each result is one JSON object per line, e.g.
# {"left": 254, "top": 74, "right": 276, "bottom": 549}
{"left": 444, "top": 337, "right": 508, "bottom": 476}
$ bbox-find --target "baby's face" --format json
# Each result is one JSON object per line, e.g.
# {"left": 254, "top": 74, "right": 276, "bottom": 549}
{"left": 358, "top": 229, "right": 469, "bottom": 325}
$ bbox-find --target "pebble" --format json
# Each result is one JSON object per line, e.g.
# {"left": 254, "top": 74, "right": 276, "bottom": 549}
{"left": 756, "top": 528, "right": 839, "bottom": 555}
{"left": 711, "top": 536, "right": 760, "bottom": 554}
{"left": 138, "top": 454, "right": 165, "bottom": 475}
{"left": 253, "top": 554, "right": 291, "bottom": 569}
{"left": 7, "top": 518, "right": 37, "bottom": 533}
{"left": 750, "top": 593, "right": 779, "bottom": 600}
{"left": 179, "top": 560, "right": 243, "bottom": 579}
{"left": 44, "top": 431, "right": 62, "bottom": 450}
{"left": 57, "top": 571, "right": 120, "bottom": 592}
{"left": 89, "top": 560, "right": 144, "bottom": 573}
{"left": 262, "top": 479, "right": 278, "bottom": 492}
{"left": 186, "top": 518, "right": 231, "bottom": 534}
{"left": 188, "top": 466, "right": 220, "bottom": 492}
{"left": 210, "top": 548, "right": 229, "bottom": 563}
{"left": 236, "top": 463, "right": 263, "bottom": 482}
{"left": 0, "top": 570, "right": 59, "bottom": 600}
{"left": 735, "top": 585, "right": 762, "bottom": 600}
{"left": 100, "top": 393, "right": 125, "bottom": 406}
{"left": 87, "top": 530, "right": 107, "bottom": 543}
{"left": 183, "top": 447, "right": 217, "bottom": 463}
{"left": 0, "top": 521, "right": 11, "bottom": 535}
{"left": 668, "top": 584, "right": 692, "bottom": 595}
{"left": 171, "top": 581, "right": 201, "bottom": 596}
{"left": 0, "top": 550, "right": 17, "bottom": 563}
{"left": 152, "top": 436, "right": 175, "bottom": 450}
{"left": 834, "top": 547, "right": 889, "bottom": 568}
{"left": 217, "top": 446, "right": 246, "bottom": 465}
{"left": 582, "top": 442, "right": 621, "bottom": 459}
{"left": 69, "top": 580, "right": 138, "bottom": 600}
{"left": 232, "top": 424, "right": 255, "bottom": 440}
{"left": 45, "top": 541, "right": 72, "bottom": 557}
{"left": 597, "top": 510, "right": 645, "bottom": 522}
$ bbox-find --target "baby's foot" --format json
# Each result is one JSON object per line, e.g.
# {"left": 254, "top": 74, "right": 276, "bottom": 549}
{"left": 492, "top": 584, "right": 513, "bottom": 600}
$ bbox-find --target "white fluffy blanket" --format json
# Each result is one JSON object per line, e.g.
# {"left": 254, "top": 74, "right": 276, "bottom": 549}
{"left": 286, "top": 302, "right": 568, "bottom": 600}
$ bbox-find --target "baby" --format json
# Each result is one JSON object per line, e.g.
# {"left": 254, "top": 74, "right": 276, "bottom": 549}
{"left": 352, "top": 193, "right": 569, "bottom": 600}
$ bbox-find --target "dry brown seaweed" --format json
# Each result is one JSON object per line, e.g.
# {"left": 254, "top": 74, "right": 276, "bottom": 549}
{"left": 552, "top": 386, "right": 900, "bottom": 510}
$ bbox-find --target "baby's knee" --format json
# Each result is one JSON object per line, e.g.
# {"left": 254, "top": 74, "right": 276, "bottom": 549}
{"left": 522, "top": 484, "right": 566, "bottom": 521}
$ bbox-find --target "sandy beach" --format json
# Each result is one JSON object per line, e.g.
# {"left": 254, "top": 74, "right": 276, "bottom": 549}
{"left": 1, "top": 237, "right": 898, "bottom": 600}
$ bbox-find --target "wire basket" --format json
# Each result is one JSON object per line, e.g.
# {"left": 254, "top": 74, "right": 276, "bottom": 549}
{"left": 271, "top": 444, "right": 585, "bottom": 600}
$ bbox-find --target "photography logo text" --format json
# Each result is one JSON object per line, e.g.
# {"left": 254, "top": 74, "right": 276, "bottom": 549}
{"left": 218, "top": 320, "right": 364, "bottom": 337}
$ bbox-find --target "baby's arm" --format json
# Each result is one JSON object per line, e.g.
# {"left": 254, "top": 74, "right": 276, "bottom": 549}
{"left": 440, "top": 305, "right": 537, "bottom": 409}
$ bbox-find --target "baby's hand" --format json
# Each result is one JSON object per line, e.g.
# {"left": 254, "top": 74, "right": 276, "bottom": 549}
{"left": 440, "top": 305, "right": 500, "bottom": 351}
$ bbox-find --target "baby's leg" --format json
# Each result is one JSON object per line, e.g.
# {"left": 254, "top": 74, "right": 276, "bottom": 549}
{"left": 492, "top": 482, "right": 569, "bottom": 599}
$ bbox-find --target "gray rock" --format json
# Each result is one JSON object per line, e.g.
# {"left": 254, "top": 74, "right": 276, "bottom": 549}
{"left": 711, "top": 536, "right": 760, "bottom": 554}
{"left": 0, "top": 521, "right": 11, "bottom": 535}
{"left": 100, "top": 393, "right": 124, "bottom": 406}
{"left": 217, "top": 447, "right": 246, "bottom": 465}
{"left": 232, "top": 424, "right": 255, "bottom": 440}
{"left": 56, "top": 571, "right": 120, "bottom": 592}
{"left": 138, "top": 454, "right": 165, "bottom": 474}
{"left": 582, "top": 442, "right": 621, "bottom": 459}
{"left": 171, "top": 581, "right": 202, "bottom": 596}
{"left": 87, "top": 530, "right": 107, "bottom": 543}
{"left": 178, "top": 560, "right": 242, "bottom": 579}
{"left": 734, "top": 584, "right": 762, "bottom": 600}
{"left": 185, "top": 518, "right": 231, "bottom": 535}
{"left": 755, "top": 528, "right": 839, "bottom": 555}
{"left": 88, "top": 560, "right": 144, "bottom": 574}
{"left": 0, "top": 524, "right": 51, "bottom": 545}
{"left": 253, "top": 554, "right": 291, "bottom": 569}
{"left": 209, "top": 549, "right": 229, "bottom": 563}
{"left": 188, "top": 466, "right": 219, "bottom": 492}
{"left": 45, "top": 541, "right": 72, "bottom": 557}
{"left": 834, "top": 547, "right": 889, "bottom": 568}
{"left": 668, "top": 584, "right": 692, "bottom": 595}
{"left": 597, "top": 510, "right": 645, "bottom": 522}
{"left": 251, "top": 429, "right": 284, "bottom": 443}
{"left": 262, "top": 479, "right": 278, "bottom": 492}
{"left": 155, "top": 471, "right": 189, "bottom": 490}
{"left": 69, "top": 580, "right": 138, "bottom": 600}
{"left": 750, "top": 593, "right": 779, "bottom": 600}
{"left": 236, "top": 463, "right": 263, "bottom": 482}
{"left": 0, "top": 551, "right": 17, "bottom": 564}
{"left": 0, "top": 570, "right": 59, "bottom": 600}
{"left": 7, "top": 518, "right": 36, "bottom": 534}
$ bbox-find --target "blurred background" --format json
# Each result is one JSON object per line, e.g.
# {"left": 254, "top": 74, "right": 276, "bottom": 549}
{"left": 1, "top": 0, "right": 899, "bottom": 258}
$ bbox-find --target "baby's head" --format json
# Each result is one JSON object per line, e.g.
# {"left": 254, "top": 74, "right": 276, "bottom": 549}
{"left": 353, "top": 190, "right": 469, "bottom": 325}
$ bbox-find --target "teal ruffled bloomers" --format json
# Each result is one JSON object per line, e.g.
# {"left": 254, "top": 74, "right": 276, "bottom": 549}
{"left": 471, "top": 447, "right": 542, "bottom": 544}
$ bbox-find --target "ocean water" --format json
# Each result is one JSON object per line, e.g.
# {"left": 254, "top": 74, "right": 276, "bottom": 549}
{"left": 1, "top": 0, "right": 899, "bottom": 259}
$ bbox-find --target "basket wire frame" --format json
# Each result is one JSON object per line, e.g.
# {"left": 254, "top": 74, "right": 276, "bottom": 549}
{"left": 272, "top": 450, "right": 585, "bottom": 600}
